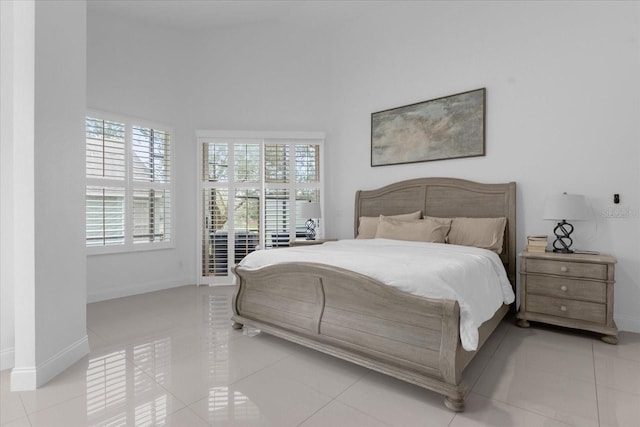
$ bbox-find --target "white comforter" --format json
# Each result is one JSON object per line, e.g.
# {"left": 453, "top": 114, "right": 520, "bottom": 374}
{"left": 239, "top": 239, "right": 515, "bottom": 351}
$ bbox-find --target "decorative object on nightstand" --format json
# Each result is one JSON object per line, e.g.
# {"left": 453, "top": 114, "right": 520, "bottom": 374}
{"left": 526, "top": 235, "right": 548, "bottom": 253}
{"left": 543, "top": 192, "right": 589, "bottom": 253}
{"left": 300, "top": 201, "right": 321, "bottom": 240}
{"left": 517, "top": 251, "right": 618, "bottom": 344}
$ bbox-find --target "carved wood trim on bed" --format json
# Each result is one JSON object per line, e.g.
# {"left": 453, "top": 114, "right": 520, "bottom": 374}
{"left": 232, "top": 177, "right": 516, "bottom": 412}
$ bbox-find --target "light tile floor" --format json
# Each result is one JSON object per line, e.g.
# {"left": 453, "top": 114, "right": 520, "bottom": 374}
{"left": 1, "top": 285, "right": 639, "bottom": 426}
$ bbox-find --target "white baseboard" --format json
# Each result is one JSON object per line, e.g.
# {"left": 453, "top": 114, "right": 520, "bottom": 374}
{"left": 1, "top": 346, "right": 15, "bottom": 371}
{"left": 10, "top": 366, "right": 37, "bottom": 390}
{"left": 87, "top": 277, "right": 194, "bottom": 303}
{"left": 10, "top": 334, "right": 89, "bottom": 391}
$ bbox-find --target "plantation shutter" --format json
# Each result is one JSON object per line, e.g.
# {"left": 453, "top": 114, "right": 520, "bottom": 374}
{"left": 265, "top": 188, "right": 290, "bottom": 248}
{"left": 132, "top": 126, "right": 171, "bottom": 183}
{"left": 202, "top": 188, "right": 229, "bottom": 276}
{"left": 233, "top": 143, "right": 261, "bottom": 262}
{"left": 86, "top": 117, "right": 125, "bottom": 179}
{"left": 132, "top": 125, "right": 172, "bottom": 244}
{"left": 86, "top": 186, "right": 125, "bottom": 247}
{"left": 197, "top": 133, "right": 324, "bottom": 284}
{"left": 202, "top": 141, "right": 230, "bottom": 276}
{"left": 85, "top": 117, "right": 126, "bottom": 247}
{"left": 295, "top": 143, "right": 321, "bottom": 237}
{"left": 86, "top": 114, "right": 173, "bottom": 251}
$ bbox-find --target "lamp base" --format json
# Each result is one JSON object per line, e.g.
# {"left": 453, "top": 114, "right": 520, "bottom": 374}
{"left": 552, "top": 248, "right": 574, "bottom": 254}
{"left": 305, "top": 219, "right": 316, "bottom": 240}
{"left": 552, "top": 220, "right": 575, "bottom": 253}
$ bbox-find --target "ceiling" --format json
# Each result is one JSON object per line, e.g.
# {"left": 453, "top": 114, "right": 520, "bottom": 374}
{"left": 87, "top": 0, "right": 372, "bottom": 31}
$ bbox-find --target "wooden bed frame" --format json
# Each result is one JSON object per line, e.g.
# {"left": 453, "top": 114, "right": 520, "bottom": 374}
{"left": 232, "top": 177, "right": 516, "bottom": 411}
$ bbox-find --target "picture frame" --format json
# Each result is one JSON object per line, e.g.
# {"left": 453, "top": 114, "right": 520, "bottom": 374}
{"left": 371, "top": 88, "right": 486, "bottom": 167}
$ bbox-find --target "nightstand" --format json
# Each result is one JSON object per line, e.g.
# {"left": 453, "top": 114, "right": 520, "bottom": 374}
{"left": 517, "top": 251, "right": 618, "bottom": 344}
{"left": 289, "top": 238, "right": 337, "bottom": 247}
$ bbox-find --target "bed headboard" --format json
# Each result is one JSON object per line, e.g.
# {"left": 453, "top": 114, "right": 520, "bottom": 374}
{"left": 354, "top": 177, "right": 517, "bottom": 287}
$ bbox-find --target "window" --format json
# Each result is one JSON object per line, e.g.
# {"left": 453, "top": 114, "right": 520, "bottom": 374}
{"left": 86, "top": 113, "right": 173, "bottom": 252}
{"left": 197, "top": 132, "right": 324, "bottom": 283}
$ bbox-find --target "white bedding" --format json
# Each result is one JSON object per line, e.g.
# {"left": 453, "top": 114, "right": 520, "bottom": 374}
{"left": 239, "top": 239, "right": 515, "bottom": 351}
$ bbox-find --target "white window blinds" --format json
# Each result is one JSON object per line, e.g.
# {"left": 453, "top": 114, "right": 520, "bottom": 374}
{"left": 132, "top": 126, "right": 171, "bottom": 183}
{"left": 86, "top": 113, "right": 173, "bottom": 251}
{"left": 132, "top": 189, "right": 171, "bottom": 243}
{"left": 86, "top": 186, "right": 125, "bottom": 247}
{"left": 86, "top": 117, "right": 125, "bottom": 179}
{"left": 198, "top": 134, "right": 324, "bottom": 282}
{"left": 132, "top": 125, "right": 172, "bottom": 244}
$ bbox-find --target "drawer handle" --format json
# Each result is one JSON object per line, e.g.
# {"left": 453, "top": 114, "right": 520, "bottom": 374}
{"left": 560, "top": 266, "right": 568, "bottom": 273}
{"left": 560, "top": 305, "right": 567, "bottom": 312}
{"left": 560, "top": 285, "right": 568, "bottom": 292}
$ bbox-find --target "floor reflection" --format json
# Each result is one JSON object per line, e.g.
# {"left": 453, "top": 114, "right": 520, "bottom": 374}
{"left": 204, "top": 293, "right": 263, "bottom": 423}
{"left": 207, "top": 386, "right": 260, "bottom": 424}
{"left": 86, "top": 346, "right": 171, "bottom": 426}
{"left": 84, "top": 286, "right": 238, "bottom": 426}
{"left": 86, "top": 350, "right": 128, "bottom": 421}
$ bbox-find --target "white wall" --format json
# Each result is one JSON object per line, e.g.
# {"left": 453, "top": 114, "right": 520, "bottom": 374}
{"left": 186, "top": 20, "right": 331, "bottom": 131}
{"left": 323, "top": 1, "right": 640, "bottom": 331}
{"left": 86, "top": 11, "right": 196, "bottom": 301}
{"left": 1, "top": 0, "right": 37, "bottom": 379}
{"left": 86, "top": 1, "right": 640, "bottom": 331}
{"left": 32, "top": 0, "right": 89, "bottom": 377}
{"left": 1, "top": 0, "right": 20, "bottom": 371}
{"left": 86, "top": 12, "right": 332, "bottom": 300}
{"left": 2, "top": 0, "right": 89, "bottom": 387}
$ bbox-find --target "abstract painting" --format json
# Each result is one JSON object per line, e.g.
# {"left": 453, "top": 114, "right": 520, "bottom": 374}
{"left": 371, "top": 88, "right": 485, "bottom": 166}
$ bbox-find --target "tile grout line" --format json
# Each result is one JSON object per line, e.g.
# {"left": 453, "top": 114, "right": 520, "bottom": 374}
{"left": 448, "top": 318, "right": 512, "bottom": 426}
{"left": 295, "top": 371, "right": 393, "bottom": 427}
{"left": 471, "top": 324, "right": 599, "bottom": 426}
{"left": 591, "top": 340, "right": 602, "bottom": 427}
{"left": 18, "top": 392, "right": 33, "bottom": 427}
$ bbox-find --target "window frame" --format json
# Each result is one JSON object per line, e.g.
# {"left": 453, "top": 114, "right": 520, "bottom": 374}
{"left": 196, "top": 130, "right": 325, "bottom": 285}
{"left": 86, "top": 110, "right": 175, "bottom": 255}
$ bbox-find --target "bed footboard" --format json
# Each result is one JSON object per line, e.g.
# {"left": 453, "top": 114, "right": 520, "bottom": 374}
{"left": 232, "top": 262, "right": 473, "bottom": 411}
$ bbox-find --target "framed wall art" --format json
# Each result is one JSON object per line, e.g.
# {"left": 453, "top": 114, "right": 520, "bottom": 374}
{"left": 371, "top": 88, "right": 486, "bottom": 167}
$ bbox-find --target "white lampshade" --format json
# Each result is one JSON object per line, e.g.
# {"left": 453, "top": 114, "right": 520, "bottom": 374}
{"left": 543, "top": 193, "right": 589, "bottom": 221}
{"left": 300, "top": 201, "right": 321, "bottom": 219}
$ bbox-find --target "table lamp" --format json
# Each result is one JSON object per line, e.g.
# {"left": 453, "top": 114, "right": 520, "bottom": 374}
{"left": 300, "top": 201, "right": 321, "bottom": 240}
{"left": 543, "top": 192, "right": 588, "bottom": 253}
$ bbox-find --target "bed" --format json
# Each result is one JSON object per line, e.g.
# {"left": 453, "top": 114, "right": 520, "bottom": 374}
{"left": 231, "top": 177, "right": 516, "bottom": 411}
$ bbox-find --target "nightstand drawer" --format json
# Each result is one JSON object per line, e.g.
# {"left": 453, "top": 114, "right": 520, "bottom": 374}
{"left": 526, "top": 259, "right": 607, "bottom": 280}
{"left": 527, "top": 275, "right": 606, "bottom": 303}
{"left": 527, "top": 294, "right": 606, "bottom": 324}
